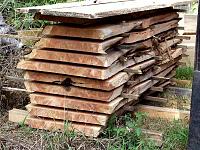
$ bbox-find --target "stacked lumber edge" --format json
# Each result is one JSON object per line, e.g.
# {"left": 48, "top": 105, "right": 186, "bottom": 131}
{"left": 16, "top": 8, "right": 186, "bottom": 137}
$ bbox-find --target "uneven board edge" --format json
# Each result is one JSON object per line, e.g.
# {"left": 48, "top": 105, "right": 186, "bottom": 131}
{"left": 136, "top": 104, "right": 190, "bottom": 121}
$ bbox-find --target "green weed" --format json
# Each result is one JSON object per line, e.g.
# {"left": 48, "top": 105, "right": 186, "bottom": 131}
{"left": 104, "top": 112, "right": 157, "bottom": 150}
{"left": 0, "top": 0, "right": 81, "bottom": 29}
{"left": 162, "top": 120, "right": 189, "bottom": 150}
{"left": 175, "top": 66, "right": 194, "bottom": 80}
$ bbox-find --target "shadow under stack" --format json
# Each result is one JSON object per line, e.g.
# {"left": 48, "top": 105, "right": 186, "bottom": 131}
{"left": 17, "top": 2, "right": 186, "bottom": 137}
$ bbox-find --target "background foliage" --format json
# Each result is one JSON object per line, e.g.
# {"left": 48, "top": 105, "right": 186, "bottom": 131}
{"left": 0, "top": 0, "right": 79, "bottom": 29}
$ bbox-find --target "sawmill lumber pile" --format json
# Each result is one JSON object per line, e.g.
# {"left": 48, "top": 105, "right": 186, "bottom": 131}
{"left": 15, "top": 0, "right": 188, "bottom": 137}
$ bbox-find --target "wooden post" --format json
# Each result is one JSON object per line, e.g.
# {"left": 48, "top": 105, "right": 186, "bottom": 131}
{"left": 188, "top": 2, "right": 200, "bottom": 149}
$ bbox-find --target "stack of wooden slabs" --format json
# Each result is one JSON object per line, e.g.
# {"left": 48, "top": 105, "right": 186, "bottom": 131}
{"left": 16, "top": 5, "right": 186, "bottom": 137}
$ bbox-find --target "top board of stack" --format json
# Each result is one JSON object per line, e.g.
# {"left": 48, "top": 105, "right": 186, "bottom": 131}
{"left": 16, "top": 0, "right": 190, "bottom": 137}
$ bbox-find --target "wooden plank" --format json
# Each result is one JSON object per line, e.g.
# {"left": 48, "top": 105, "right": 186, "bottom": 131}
{"left": 143, "top": 96, "right": 168, "bottom": 103}
{"left": 29, "top": 93, "right": 125, "bottom": 114}
{"left": 17, "top": 0, "right": 191, "bottom": 19}
{"left": 150, "top": 86, "right": 164, "bottom": 92}
{"left": 24, "top": 82, "right": 124, "bottom": 102}
{"left": 42, "top": 21, "right": 141, "bottom": 40}
{"left": 18, "top": 51, "right": 155, "bottom": 80}
{"left": 23, "top": 59, "right": 155, "bottom": 90}
{"left": 26, "top": 104, "right": 109, "bottom": 125}
{"left": 141, "top": 129, "right": 163, "bottom": 147}
{"left": 24, "top": 71, "right": 129, "bottom": 91}
{"left": 41, "top": 12, "right": 178, "bottom": 39}
{"left": 17, "top": 0, "right": 134, "bottom": 14}
{"left": 9, "top": 109, "right": 28, "bottom": 123}
{"left": 152, "top": 76, "right": 170, "bottom": 81}
{"left": 154, "top": 56, "right": 181, "bottom": 74}
{"left": 127, "top": 60, "right": 178, "bottom": 89}
{"left": 127, "top": 64, "right": 176, "bottom": 94}
{"left": 33, "top": 8, "right": 174, "bottom": 25}
{"left": 27, "top": 70, "right": 170, "bottom": 119}
{"left": 160, "top": 48, "right": 183, "bottom": 65}
{"left": 35, "top": 37, "right": 122, "bottom": 54}
{"left": 9, "top": 108, "right": 104, "bottom": 137}
{"left": 34, "top": 21, "right": 179, "bottom": 54}
{"left": 26, "top": 117, "right": 103, "bottom": 137}
{"left": 158, "top": 39, "right": 181, "bottom": 52}
{"left": 184, "top": 14, "right": 197, "bottom": 33}
{"left": 127, "top": 80, "right": 153, "bottom": 95}
{"left": 122, "top": 20, "right": 179, "bottom": 43}
{"left": 136, "top": 104, "right": 190, "bottom": 121}
{"left": 141, "top": 12, "right": 178, "bottom": 28}
{"left": 25, "top": 39, "right": 152, "bottom": 67}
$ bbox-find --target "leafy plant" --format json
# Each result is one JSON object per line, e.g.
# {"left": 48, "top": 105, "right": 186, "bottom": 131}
{"left": 162, "top": 120, "right": 189, "bottom": 150}
{"left": 176, "top": 66, "right": 194, "bottom": 80}
{"left": 104, "top": 112, "right": 157, "bottom": 150}
{"left": 0, "top": 0, "right": 80, "bottom": 29}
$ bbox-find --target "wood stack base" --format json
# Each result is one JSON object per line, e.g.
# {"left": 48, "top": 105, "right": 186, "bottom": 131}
{"left": 15, "top": 9, "right": 186, "bottom": 137}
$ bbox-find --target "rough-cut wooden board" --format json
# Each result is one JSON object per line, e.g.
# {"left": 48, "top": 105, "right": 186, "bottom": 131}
{"left": 9, "top": 109, "right": 28, "bottom": 123}
{"left": 25, "top": 39, "right": 152, "bottom": 67}
{"left": 160, "top": 48, "right": 183, "bottom": 65}
{"left": 24, "top": 82, "right": 123, "bottom": 102}
{"left": 17, "top": 0, "right": 136, "bottom": 13}
{"left": 42, "top": 21, "right": 140, "bottom": 40}
{"left": 29, "top": 93, "right": 124, "bottom": 114}
{"left": 136, "top": 105, "right": 190, "bottom": 121}
{"left": 18, "top": 51, "right": 155, "bottom": 79}
{"left": 143, "top": 96, "right": 168, "bottom": 103}
{"left": 9, "top": 109, "right": 103, "bottom": 137}
{"left": 127, "top": 64, "right": 176, "bottom": 94}
{"left": 33, "top": 8, "right": 174, "bottom": 25}
{"left": 26, "top": 104, "right": 109, "bottom": 125}
{"left": 24, "top": 59, "right": 155, "bottom": 90}
{"left": 24, "top": 71, "right": 129, "bottom": 91}
{"left": 17, "top": 0, "right": 190, "bottom": 19}
{"left": 26, "top": 117, "right": 103, "bottom": 137}
{"left": 126, "top": 62, "right": 174, "bottom": 89}
{"left": 35, "top": 36, "right": 122, "bottom": 54}
{"left": 123, "top": 19, "right": 179, "bottom": 43}
{"left": 184, "top": 14, "right": 197, "bottom": 33}
{"left": 158, "top": 39, "right": 181, "bottom": 52}
{"left": 35, "top": 20, "right": 178, "bottom": 54}
{"left": 26, "top": 37, "right": 180, "bottom": 67}
{"left": 41, "top": 12, "right": 178, "bottom": 40}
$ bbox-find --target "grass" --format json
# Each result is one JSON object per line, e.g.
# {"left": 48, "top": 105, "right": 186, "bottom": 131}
{"left": 0, "top": 112, "right": 189, "bottom": 150}
{"left": 163, "top": 120, "right": 188, "bottom": 150}
{"left": 157, "top": 91, "right": 191, "bottom": 110}
{"left": 175, "top": 66, "right": 194, "bottom": 81}
{"left": 103, "top": 112, "right": 158, "bottom": 150}
{"left": 174, "top": 66, "right": 194, "bottom": 88}
{"left": 142, "top": 118, "right": 189, "bottom": 150}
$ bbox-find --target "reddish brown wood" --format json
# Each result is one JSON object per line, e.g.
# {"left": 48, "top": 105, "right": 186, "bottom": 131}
{"left": 24, "top": 59, "right": 155, "bottom": 90}
{"left": 26, "top": 117, "right": 103, "bottom": 137}
{"left": 123, "top": 20, "right": 178, "bottom": 43}
{"left": 42, "top": 21, "right": 140, "bottom": 40}
{"left": 18, "top": 51, "right": 155, "bottom": 79}
{"left": 25, "top": 39, "right": 152, "bottom": 67}
{"left": 29, "top": 93, "right": 124, "bottom": 114}
{"left": 24, "top": 81, "right": 124, "bottom": 101}
{"left": 41, "top": 12, "right": 178, "bottom": 39}
{"left": 35, "top": 37, "right": 123, "bottom": 54}
{"left": 26, "top": 104, "right": 109, "bottom": 125}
